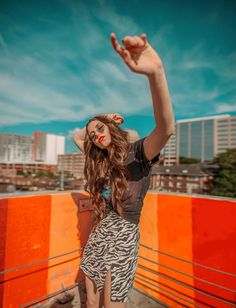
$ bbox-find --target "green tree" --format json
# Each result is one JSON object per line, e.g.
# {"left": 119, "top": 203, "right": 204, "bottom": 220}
{"left": 179, "top": 156, "right": 200, "bottom": 164}
{"left": 210, "top": 148, "right": 236, "bottom": 198}
{"left": 16, "top": 170, "right": 31, "bottom": 177}
{"left": 35, "top": 169, "right": 54, "bottom": 178}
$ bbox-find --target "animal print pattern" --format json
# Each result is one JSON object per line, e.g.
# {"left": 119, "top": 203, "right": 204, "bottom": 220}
{"left": 80, "top": 210, "right": 140, "bottom": 302}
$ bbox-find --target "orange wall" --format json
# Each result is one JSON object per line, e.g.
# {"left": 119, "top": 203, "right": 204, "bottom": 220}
{"left": 0, "top": 199, "right": 8, "bottom": 307}
{"left": 135, "top": 193, "right": 236, "bottom": 307}
{"left": 192, "top": 197, "right": 236, "bottom": 308}
{"left": 135, "top": 193, "right": 195, "bottom": 307}
{"left": 0, "top": 192, "right": 93, "bottom": 307}
{"left": 1, "top": 195, "right": 51, "bottom": 307}
{"left": 0, "top": 192, "right": 235, "bottom": 307}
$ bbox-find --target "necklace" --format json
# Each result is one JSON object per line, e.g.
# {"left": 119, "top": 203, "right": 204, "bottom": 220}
{"left": 102, "top": 167, "right": 111, "bottom": 200}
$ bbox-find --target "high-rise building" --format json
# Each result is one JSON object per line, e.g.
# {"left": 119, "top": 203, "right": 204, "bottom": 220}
{"left": 163, "top": 114, "right": 236, "bottom": 165}
{"left": 0, "top": 134, "right": 34, "bottom": 164}
{"left": 216, "top": 116, "right": 236, "bottom": 154}
{"left": 58, "top": 153, "right": 85, "bottom": 179}
{"left": 33, "top": 132, "right": 46, "bottom": 162}
{"left": 0, "top": 132, "right": 65, "bottom": 165}
{"left": 34, "top": 132, "right": 65, "bottom": 165}
{"left": 162, "top": 131, "right": 177, "bottom": 166}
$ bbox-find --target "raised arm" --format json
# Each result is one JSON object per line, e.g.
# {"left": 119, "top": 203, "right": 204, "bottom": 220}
{"left": 110, "top": 33, "right": 175, "bottom": 161}
{"left": 72, "top": 127, "right": 86, "bottom": 154}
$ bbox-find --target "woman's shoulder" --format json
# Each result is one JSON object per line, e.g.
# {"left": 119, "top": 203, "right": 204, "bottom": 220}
{"left": 127, "top": 137, "right": 144, "bottom": 152}
{"left": 126, "top": 137, "right": 160, "bottom": 178}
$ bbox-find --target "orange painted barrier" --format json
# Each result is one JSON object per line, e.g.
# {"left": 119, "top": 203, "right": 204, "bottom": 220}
{"left": 135, "top": 193, "right": 236, "bottom": 307}
{"left": 0, "top": 192, "right": 235, "bottom": 307}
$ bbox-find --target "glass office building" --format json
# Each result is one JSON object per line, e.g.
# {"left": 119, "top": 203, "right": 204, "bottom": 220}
{"left": 175, "top": 115, "right": 236, "bottom": 163}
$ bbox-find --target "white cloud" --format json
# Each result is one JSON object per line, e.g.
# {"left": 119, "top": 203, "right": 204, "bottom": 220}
{"left": 0, "top": 0, "right": 235, "bottom": 127}
{"left": 68, "top": 127, "right": 83, "bottom": 139}
{"left": 216, "top": 103, "right": 236, "bottom": 113}
{"left": 0, "top": 0, "right": 152, "bottom": 126}
{"left": 0, "top": 33, "right": 9, "bottom": 55}
{"left": 94, "top": 0, "right": 140, "bottom": 34}
{"left": 95, "top": 60, "right": 129, "bottom": 82}
{"left": 159, "top": 38, "right": 236, "bottom": 116}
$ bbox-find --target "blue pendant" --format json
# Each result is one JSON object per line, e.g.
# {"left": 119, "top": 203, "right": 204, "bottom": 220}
{"left": 102, "top": 187, "right": 111, "bottom": 199}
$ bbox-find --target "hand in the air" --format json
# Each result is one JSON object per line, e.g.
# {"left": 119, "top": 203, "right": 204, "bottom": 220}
{"left": 110, "top": 33, "right": 163, "bottom": 76}
{"left": 105, "top": 113, "right": 124, "bottom": 125}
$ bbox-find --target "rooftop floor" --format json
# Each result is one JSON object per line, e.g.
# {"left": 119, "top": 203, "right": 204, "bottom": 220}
{"left": 32, "top": 282, "right": 166, "bottom": 308}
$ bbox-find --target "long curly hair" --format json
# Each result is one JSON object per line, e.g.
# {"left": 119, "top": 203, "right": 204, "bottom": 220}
{"left": 83, "top": 115, "right": 130, "bottom": 230}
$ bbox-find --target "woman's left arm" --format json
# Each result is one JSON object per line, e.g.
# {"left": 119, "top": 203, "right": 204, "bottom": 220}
{"left": 144, "top": 66, "right": 175, "bottom": 160}
{"left": 110, "top": 33, "right": 175, "bottom": 161}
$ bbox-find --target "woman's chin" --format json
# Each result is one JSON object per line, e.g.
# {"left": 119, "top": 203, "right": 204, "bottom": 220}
{"left": 96, "top": 142, "right": 107, "bottom": 149}
{"left": 95, "top": 139, "right": 111, "bottom": 149}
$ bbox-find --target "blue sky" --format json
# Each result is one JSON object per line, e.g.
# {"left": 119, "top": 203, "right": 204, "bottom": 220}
{"left": 0, "top": 0, "right": 236, "bottom": 153}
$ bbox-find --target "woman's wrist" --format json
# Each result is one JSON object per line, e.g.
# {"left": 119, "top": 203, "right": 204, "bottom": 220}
{"left": 146, "top": 63, "right": 164, "bottom": 80}
{"left": 73, "top": 126, "right": 87, "bottom": 141}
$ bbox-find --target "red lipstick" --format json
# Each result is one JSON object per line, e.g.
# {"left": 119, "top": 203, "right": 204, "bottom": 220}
{"left": 99, "top": 135, "right": 105, "bottom": 142}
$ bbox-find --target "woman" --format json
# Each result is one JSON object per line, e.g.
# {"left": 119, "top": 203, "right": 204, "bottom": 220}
{"left": 73, "top": 33, "right": 175, "bottom": 308}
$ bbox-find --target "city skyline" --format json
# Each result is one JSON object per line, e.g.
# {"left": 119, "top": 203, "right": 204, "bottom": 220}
{"left": 0, "top": 0, "right": 236, "bottom": 153}
{"left": 1, "top": 114, "right": 235, "bottom": 163}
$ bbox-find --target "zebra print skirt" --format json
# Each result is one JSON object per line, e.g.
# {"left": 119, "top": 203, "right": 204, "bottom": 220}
{"left": 79, "top": 209, "right": 140, "bottom": 303}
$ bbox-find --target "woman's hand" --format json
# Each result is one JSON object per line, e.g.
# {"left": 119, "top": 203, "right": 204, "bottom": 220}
{"left": 105, "top": 113, "right": 124, "bottom": 125}
{"left": 110, "top": 33, "right": 163, "bottom": 76}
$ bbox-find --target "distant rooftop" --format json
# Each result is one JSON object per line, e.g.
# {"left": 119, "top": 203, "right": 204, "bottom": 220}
{"left": 152, "top": 163, "right": 219, "bottom": 177}
{"left": 177, "top": 114, "right": 231, "bottom": 123}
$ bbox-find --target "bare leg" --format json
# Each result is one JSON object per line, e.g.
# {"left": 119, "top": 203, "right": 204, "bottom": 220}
{"left": 85, "top": 273, "right": 104, "bottom": 308}
{"left": 103, "top": 268, "right": 126, "bottom": 308}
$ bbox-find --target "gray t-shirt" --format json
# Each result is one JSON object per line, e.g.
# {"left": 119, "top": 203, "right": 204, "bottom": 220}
{"left": 104, "top": 137, "right": 160, "bottom": 225}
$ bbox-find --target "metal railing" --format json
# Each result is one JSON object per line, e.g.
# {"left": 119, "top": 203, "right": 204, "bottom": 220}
{"left": 140, "top": 243, "right": 236, "bottom": 278}
{"left": 1, "top": 244, "right": 235, "bottom": 307}
{"left": 135, "top": 243, "right": 236, "bottom": 307}
{"left": 0, "top": 248, "right": 82, "bottom": 276}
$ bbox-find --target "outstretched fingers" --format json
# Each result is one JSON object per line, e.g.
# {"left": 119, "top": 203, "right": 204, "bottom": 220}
{"left": 140, "top": 33, "right": 147, "bottom": 45}
{"left": 110, "top": 33, "right": 124, "bottom": 57}
{"left": 120, "top": 48, "right": 137, "bottom": 71}
{"left": 122, "top": 35, "right": 146, "bottom": 49}
{"left": 110, "top": 33, "right": 137, "bottom": 71}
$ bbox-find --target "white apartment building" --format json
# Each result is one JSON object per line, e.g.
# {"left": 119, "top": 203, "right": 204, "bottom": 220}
{"left": 0, "top": 134, "right": 34, "bottom": 164}
{"left": 0, "top": 132, "right": 65, "bottom": 165}
{"left": 34, "top": 132, "right": 65, "bottom": 165}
